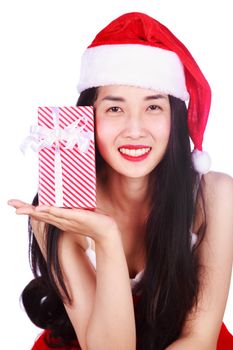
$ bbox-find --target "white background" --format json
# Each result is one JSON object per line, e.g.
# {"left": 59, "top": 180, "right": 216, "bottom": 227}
{"left": 0, "top": 1, "right": 232, "bottom": 349}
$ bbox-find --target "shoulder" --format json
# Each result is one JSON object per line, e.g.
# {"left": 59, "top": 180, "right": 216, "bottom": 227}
{"left": 202, "top": 170, "right": 233, "bottom": 189}
{"left": 200, "top": 171, "right": 233, "bottom": 244}
{"left": 201, "top": 171, "right": 233, "bottom": 207}
{"left": 194, "top": 172, "right": 233, "bottom": 233}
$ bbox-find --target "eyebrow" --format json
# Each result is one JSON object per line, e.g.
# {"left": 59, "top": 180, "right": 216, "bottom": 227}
{"left": 144, "top": 94, "right": 167, "bottom": 101}
{"left": 101, "top": 94, "right": 167, "bottom": 102}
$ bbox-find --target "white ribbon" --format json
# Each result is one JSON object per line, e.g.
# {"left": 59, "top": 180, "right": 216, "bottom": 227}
{"left": 21, "top": 110, "right": 93, "bottom": 154}
{"left": 21, "top": 107, "right": 94, "bottom": 206}
{"left": 52, "top": 107, "right": 63, "bottom": 207}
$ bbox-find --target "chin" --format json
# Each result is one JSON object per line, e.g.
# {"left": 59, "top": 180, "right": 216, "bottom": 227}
{"left": 101, "top": 152, "right": 163, "bottom": 178}
{"left": 110, "top": 163, "right": 157, "bottom": 178}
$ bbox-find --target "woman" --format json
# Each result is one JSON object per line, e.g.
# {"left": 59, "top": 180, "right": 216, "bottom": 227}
{"left": 8, "top": 12, "right": 233, "bottom": 350}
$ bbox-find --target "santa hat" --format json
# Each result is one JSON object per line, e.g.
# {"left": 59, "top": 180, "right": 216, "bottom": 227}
{"left": 77, "top": 12, "right": 211, "bottom": 174}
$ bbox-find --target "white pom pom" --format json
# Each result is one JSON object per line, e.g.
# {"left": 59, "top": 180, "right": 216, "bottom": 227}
{"left": 191, "top": 149, "right": 211, "bottom": 174}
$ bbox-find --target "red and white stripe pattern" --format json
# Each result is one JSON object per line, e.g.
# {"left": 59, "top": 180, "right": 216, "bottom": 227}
{"left": 38, "top": 106, "right": 96, "bottom": 208}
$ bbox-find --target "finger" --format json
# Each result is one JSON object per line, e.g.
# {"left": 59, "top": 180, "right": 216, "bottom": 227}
{"left": 32, "top": 209, "right": 76, "bottom": 228}
{"left": 30, "top": 212, "right": 66, "bottom": 230}
{"left": 14, "top": 204, "right": 70, "bottom": 231}
{"left": 35, "top": 205, "right": 87, "bottom": 221}
{"left": 8, "top": 200, "right": 73, "bottom": 234}
{"left": 15, "top": 205, "right": 36, "bottom": 215}
{"left": 31, "top": 210, "right": 92, "bottom": 236}
{"left": 8, "top": 199, "right": 32, "bottom": 209}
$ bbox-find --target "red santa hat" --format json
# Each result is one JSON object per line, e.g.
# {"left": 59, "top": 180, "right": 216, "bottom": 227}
{"left": 77, "top": 12, "right": 211, "bottom": 174}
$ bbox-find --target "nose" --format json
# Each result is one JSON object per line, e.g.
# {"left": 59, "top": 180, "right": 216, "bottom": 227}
{"left": 123, "top": 113, "right": 147, "bottom": 139}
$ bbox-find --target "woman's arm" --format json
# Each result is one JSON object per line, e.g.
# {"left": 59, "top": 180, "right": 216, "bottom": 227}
{"left": 19, "top": 208, "right": 97, "bottom": 349}
{"left": 60, "top": 227, "right": 136, "bottom": 350}
{"left": 166, "top": 172, "right": 233, "bottom": 350}
{"left": 8, "top": 200, "right": 136, "bottom": 350}
{"left": 85, "top": 228, "right": 136, "bottom": 350}
{"left": 56, "top": 233, "right": 96, "bottom": 349}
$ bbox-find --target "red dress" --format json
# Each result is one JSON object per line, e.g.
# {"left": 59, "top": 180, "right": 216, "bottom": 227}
{"left": 32, "top": 322, "right": 233, "bottom": 349}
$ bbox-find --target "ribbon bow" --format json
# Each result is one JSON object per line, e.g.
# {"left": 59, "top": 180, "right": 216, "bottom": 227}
{"left": 21, "top": 108, "right": 93, "bottom": 154}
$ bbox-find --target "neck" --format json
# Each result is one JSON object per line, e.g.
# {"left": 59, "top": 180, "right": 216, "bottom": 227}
{"left": 97, "top": 165, "right": 149, "bottom": 274}
{"left": 97, "top": 165, "right": 151, "bottom": 216}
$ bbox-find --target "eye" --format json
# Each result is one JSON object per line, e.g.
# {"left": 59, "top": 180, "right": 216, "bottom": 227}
{"left": 107, "top": 106, "right": 122, "bottom": 113}
{"left": 147, "top": 105, "right": 162, "bottom": 111}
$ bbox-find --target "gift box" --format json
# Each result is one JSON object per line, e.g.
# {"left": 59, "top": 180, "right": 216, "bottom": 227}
{"left": 23, "top": 106, "right": 96, "bottom": 208}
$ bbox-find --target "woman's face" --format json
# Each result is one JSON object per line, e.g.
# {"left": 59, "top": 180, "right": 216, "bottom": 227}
{"left": 94, "top": 85, "right": 171, "bottom": 178}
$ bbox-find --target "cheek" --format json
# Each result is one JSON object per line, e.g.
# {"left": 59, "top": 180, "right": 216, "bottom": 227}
{"left": 152, "top": 118, "right": 171, "bottom": 141}
{"left": 95, "top": 118, "right": 115, "bottom": 157}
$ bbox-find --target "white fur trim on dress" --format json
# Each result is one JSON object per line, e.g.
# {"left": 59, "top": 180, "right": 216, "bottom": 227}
{"left": 77, "top": 44, "right": 189, "bottom": 101}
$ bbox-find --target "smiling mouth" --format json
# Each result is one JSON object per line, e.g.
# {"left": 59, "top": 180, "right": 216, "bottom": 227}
{"left": 118, "top": 147, "right": 151, "bottom": 157}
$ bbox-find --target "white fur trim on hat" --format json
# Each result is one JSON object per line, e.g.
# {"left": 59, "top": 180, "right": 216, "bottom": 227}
{"left": 77, "top": 44, "right": 189, "bottom": 101}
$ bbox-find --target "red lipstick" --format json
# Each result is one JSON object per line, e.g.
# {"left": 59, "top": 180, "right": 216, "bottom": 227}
{"left": 118, "top": 145, "right": 151, "bottom": 162}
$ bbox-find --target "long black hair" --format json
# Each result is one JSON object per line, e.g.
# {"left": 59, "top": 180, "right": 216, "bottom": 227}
{"left": 21, "top": 88, "right": 206, "bottom": 349}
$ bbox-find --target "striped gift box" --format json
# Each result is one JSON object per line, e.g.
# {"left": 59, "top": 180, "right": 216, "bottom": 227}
{"left": 37, "top": 106, "right": 96, "bottom": 208}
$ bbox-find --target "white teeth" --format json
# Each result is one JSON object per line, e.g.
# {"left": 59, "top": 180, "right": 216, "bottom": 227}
{"left": 119, "top": 147, "right": 151, "bottom": 157}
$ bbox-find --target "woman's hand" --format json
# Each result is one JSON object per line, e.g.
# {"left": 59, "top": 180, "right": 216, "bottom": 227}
{"left": 7, "top": 199, "right": 119, "bottom": 247}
